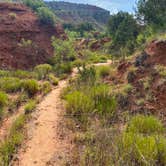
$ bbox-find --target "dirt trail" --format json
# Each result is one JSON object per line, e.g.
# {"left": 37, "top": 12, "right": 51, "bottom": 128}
{"left": 12, "top": 61, "right": 112, "bottom": 166}
{"left": 13, "top": 80, "right": 69, "bottom": 166}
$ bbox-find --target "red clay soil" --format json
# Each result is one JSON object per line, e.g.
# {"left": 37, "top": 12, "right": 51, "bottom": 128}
{"left": 0, "top": 2, "right": 66, "bottom": 69}
{"left": 108, "top": 40, "right": 166, "bottom": 117}
{"left": 145, "top": 40, "right": 166, "bottom": 66}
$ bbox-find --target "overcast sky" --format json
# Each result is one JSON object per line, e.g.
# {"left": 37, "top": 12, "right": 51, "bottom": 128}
{"left": 45, "top": 0, "right": 137, "bottom": 14}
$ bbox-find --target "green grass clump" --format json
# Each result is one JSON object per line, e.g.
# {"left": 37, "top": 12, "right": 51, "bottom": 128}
{"left": 11, "top": 70, "right": 37, "bottom": 79}
{"left": 96, "top": 66, "right": 110, "bottom": 78}
{"left": 34, "top": 64, "right": 52, "bottom": 80}
{"left": 90, "top": 84, "right": 116, "bottom": 116}
{"left": 155, "top": 65, "right": 166, "bottom": 78}
{"left": 24, "top": 100, "right": 37, "bottom": 114}
{"left": 41, "top": 81, "right": 52, "bottom": 95}
{"left": 21, "top": 79, "right": 39, "bottom": 97}
{"left": 48, "top": 74, "right": 59, "bottom": 86}
{"left": 66, "top": 91, "right": 94, "bottom": 115}
{"left": 0, "top": 91, "right": 8, "bottom": 108}
{"left": 0, "top": 115, "right": 26, "bottom": 165}
{"left": 120, "top": 133, "right": 166, "bottom": 166}
{"left": 126, "top": 115, "right": 164, "bottom": 135}
{"left": 0, "top": 77, "right": 21, "bottom": 93}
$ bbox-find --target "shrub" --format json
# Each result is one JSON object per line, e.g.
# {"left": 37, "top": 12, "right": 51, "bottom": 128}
{"left": 96, "top": 66, "right": 110, "bottom": 78}
{"left": 24, "top": 100, "right": 36, "bottom": 114}
{"left": 0, "top": 77, "right": 22, "bottom": 93}
{"left": 41, "top": 81, "right": 52, "bottom": 95}
{"left": 0, "top": 115, "right": 25, "bottom": 165}
{"left": 155, "top": 65, "right": 166, "bottom": 78}
{"left": 66, "top": 91, "right": 94, "bottom": 115}
{"left": 21, "top": 79, "right": 39, "bottom": 97}
{"left": 0, "top": 92, "right": 8, "bottom": 108}
{"left": 90, "top": 84, "right": 117, "bottom": 116}
{"left": 51, "top": 37, "right": 76, "bottom": 64}
{"left": 48, "top": 74, "right": 58, "bottom": 86}
{"left": 126, "top": 115, "right": 164, "bottom": 135}
{"left": 120, "top": 133, "right": 166, "bottom": 165}
{"left": 78, "top": 65, "right": 96, "bottom": 86}
{"left": 37, "top": 7, "right": 55, "bottom": 26}
{"left": 22, "top": 0, "right": 45, "bottom": 10}
{"left": 8, "top": 13, "right": 17, "bottom": 20}
{"left": 53, "top": 63, "right": 72, "bottom": 76}
{"left": 12, "top": 70, "right": 37, "bottom": 79}
{"left": 34, "top": 64, "right": 52, "bottom": 80}
{"left": 18, "top": 38, "right": 32, "bottom": 47}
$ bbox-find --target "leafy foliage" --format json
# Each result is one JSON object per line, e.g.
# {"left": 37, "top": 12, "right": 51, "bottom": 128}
{"left": 37, "top": 7, "right": 55, "bottom": 25}
{"left": 136, "top": 0, "right": 166, "bottom": 28}
{"left": 108, "top": 12, "right": 139, "bottom": 56}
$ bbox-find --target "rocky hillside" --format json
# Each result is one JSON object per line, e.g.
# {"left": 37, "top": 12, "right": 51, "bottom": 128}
{"left": 46, "top": 1, "right": 110, "bottom": 28}
{"left": 112, "top": 40, "right": 166, "bottom": 118}
{"left": 0, "top": 2, "right": 65, "bottom": 69}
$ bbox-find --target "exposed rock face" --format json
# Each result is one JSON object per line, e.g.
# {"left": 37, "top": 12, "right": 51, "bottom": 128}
{"left": 46, "top": 1, "right": 110, "bottom": 28}
{"left": 0, "top": 2, "right": 65, "bottom": 69}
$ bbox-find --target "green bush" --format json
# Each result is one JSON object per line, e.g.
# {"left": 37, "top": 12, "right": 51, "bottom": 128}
{"left": 96, "top": 66, "right": 110, "bottom": 78}
{"left": 66, "top": 91, "right": 94, "bottom": 115}
{"left": 34, "top": 64, "right": 52, "bottom": 80}
{"left": 0, "top": 92, "right": 8, "bottom": 108}
{"left": 21, "top": 79, "right": 39, "bottom": 97}
{"left": 24, "top": 100, "right": 36, "bottom": 114}
{"left": 120, "top": 133, "right": 166, "bottom": 165}
{"left": 41, "top": 81, "right": 52, "bottom": 95}
{"left": 90, "top": 84, "right": 117, "bottom": 116}
{"left": 0, "top": 115, "right": 25, "bottom": 165}
{"left": 12, "top": 70, "right": 37, "bottom": 79}
{"left": 48, "top": 74, "right": 59, "bottom": 86}
{"left": 37, "top": 7, "right": 55, "bottom": 26}
{"left": 0, "top": 77, "right": 22, "bottom": 93}
{"left": 78, "top": 65, "right": 96, "bottom": 86}
{"left": 127, "top": 115, "right": 164, "bottom": 135}
{"left": 22, "top": 0, "right": 45, "bottom": 10}
{"left": 53, "top": 63, "right": 72, "bottom": 76}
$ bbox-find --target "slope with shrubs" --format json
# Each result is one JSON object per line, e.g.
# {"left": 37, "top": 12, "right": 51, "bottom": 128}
{"left": 0, "top": 63, "right": 60, "bottom": 165}
{"left": 62, "top": 27, "right": 166, "bottom": 165}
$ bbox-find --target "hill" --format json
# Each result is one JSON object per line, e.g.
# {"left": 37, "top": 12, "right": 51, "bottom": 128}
{"left": 0, "top": 2, "right": 65, "bottom": 69}
{"left": 46, "top": 1, "right": 110, "bottom": 29}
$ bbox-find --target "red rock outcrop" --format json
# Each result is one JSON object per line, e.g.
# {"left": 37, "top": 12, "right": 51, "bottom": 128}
{"left": 0, "top": 2, "right": 65, "bottom": 69}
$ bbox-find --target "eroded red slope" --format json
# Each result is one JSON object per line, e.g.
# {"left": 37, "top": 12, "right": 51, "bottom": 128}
{"left": 0, "top": 2, "right": 65, "bottom": 69}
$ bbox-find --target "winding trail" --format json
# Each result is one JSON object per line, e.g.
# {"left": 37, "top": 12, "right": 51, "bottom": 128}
{"left": 12, "top": 61, "right": 111, "bottom": 166}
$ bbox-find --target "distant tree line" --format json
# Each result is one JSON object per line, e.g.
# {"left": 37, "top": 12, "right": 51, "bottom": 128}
{"left": 107, "top": 0, "right": 166, "bottom": 57}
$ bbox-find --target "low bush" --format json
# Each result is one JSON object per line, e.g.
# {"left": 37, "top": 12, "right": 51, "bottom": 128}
{"left": 66, "top": 91, "right": 94, "bottom": 115}
{"left": 41, "top": 81, "right": 52, "bottom": 95}
{"left": 21, "top": 79, "right": 39, "bottom": 97}
{"left": 37, "top": 7, "right": 56, "bottom": 26}
{"left": 24, "top": 100, "right": 37, "bottom": 114}
{"left": 90, "top": 84, "right": 117, "bottom": 116}
{"left": 126, "top": 115, "right": 164, "bottom": 135}
{"left": 0, "top": 92, "right": 8, "bottom": 108}
{"left": 155, "top": 65, "right": 166, "bottom": 78}
{"left": 96, "top": 66, "right": 110, "bottom": 78}
{"left": 119, "top": 133, "right": 166, "bottom": 166}
{"left": 0, "top": 115, "right": 26, "bottom": 165}
{"left": 78, "top": 65, "right": 96, "bottom": 86}
{"left": 34, "top": 64, "right": 52, "bottom": 80}
{"left": 12, "top": 70, "right": 37, "bottom": 79}
{"left": 0, "top": 77, "right": 22, "bottom": 93}
{"left": 48, "top": 74, "right": 58, "bottom": 86}
{"left": 53, "top": 63, "right": 72, "bottom": 76}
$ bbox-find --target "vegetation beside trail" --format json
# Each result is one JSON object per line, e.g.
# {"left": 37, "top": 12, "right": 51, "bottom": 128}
{"left": 0, "top": 0, "right": 166, "bottom": 165}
